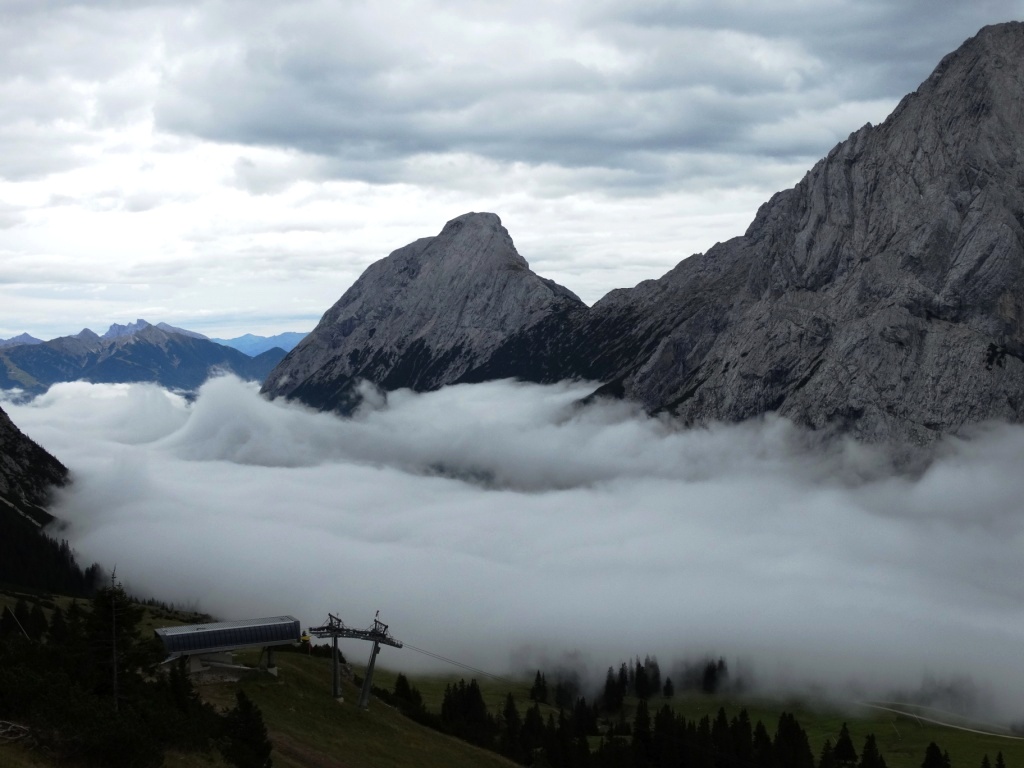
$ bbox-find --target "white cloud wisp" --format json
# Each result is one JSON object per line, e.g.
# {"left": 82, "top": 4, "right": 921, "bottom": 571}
{"left": 7, "top": 376, "right": 1024, "bottom": 723}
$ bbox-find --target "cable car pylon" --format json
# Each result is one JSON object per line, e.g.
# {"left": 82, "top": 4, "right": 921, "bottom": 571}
{"left": 307, "top": 611, "right": 402, "bottom": 709}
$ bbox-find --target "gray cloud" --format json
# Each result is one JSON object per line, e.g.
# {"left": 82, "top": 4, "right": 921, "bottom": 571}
{"left": 0, "top": 1, "right": 1017, "bottom": 191}
{"left": 145, "top": 0, "right": 1021, "bottom": 190}
{"left": 7, "top": 376, "right": 1024, "bottom": 723}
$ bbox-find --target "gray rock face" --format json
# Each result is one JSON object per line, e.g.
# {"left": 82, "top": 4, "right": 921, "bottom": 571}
{"left": 581, "top": 21, "right": 1024, "bottom": 443}
{"left": 0, "top": 405, "right": 67, "bottom": 525}
{"left": 265, "top": 23, "right": 1024, "bottom": 444}
{"left": 262, "top": 212, "right": 585, "bottom": 410}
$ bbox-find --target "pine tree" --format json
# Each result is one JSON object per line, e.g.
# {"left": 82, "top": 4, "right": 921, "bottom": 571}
{"left": 632, "top": 698, "right": 652, "bottom": 768}
{"left": 774, "top": 712, "right": 815, "bottom": 768}
{"left": 922, "top": 742, "right": 946, "bottom": 768}
{"left": 732, "top": 709, "right": 754, "bottom": 768}
{"left": 819, "top": 738, "right": 837, "bottom": 768}
{"left": 530, "top": 670, "right": 549, "bottom": 704}
{"left": 221, "top": 690, "right": 273, "bottom": 768}
{"left": 86, "top": 578, "right": 157, "bottom": 702}
{"left": 652, "top": 704, "right": 681, "bottom": 768}
{"left": 499, "top": 692, "right": 523, "bottom": 763}
{"left": 995, "top": 752, "right": 1006, "bottom": 768}
{"left": 712, "top": 707, "right": 734, "bottom": 767}
{"left": 617, "top": 663, "right": 629, "bottom": 700}
{"left": 522, "top": 702, "right": 545, "bottom": 756}
{"left": 980, "top": 754, "right": 992, "bottom": 768}
{"left": 646, "top": 655, "right": 662, "bottom": 694}
{"left": 635, "top": 658, "right": 652, "bottom": 700}
{"left": 834, "top": 722, "right": 858, "bottom": 766}
{"left": 752, "top": 719, "right": 774, "bottom": 768}
{"left": 663, "top": 676, "right": 674, "bottom": 699}
{"left": 859, "top": 734, "right": 887, "bottom": 768}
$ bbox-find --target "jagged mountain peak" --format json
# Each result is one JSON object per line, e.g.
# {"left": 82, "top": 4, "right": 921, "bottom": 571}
{"left": 0, "top": 333, "right": 43, "bottom": 349}
{"left": 262, "top": 212, "right": 585, "bottom": 408}
{"left": 102, "top": 318, "right": 151, "bottom": 339}
{"left": 262, "top": 24, "right": 1024, "bottom": 444}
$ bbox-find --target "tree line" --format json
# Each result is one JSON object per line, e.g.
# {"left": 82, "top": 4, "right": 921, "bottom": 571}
{"left": 0, "top": 509, "right": 100, "bottom": 596}
{"left": 379, "top": 656, "right": 1009, "bottom": 768}
{"left": 0, "top": 583, "right": 273, "bottom": 767}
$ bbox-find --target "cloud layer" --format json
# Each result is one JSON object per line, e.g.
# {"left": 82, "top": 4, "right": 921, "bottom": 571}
{"left": 7, "top": 376, "right": 1024, "bottom": 722}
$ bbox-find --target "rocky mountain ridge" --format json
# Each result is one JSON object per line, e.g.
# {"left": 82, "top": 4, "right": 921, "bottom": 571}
{"left": 262, "top": 211, "right": 585, "bottom": 410}
{"left": 0, "top": 404, "right": 67, "bottom": 527}
{"left": 0, "top": 324, "right": 286, "bottom": 396}
{"left": 212, "top": 331, "right": 308, "bottom": 356}
{"left": 264, "top": 22, "right": 1024, "bottom": 445}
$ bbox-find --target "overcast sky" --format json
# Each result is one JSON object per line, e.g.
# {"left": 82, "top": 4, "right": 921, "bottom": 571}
{"left": 0, "top": 0, "right": 1021, "bottom": 339}
{"left": 8, "top": 376, "right": 1024, "bottom": 722}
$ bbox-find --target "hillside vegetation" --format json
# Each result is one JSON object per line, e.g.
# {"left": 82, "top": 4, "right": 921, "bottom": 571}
{"left": 1, "top": 587, "right": 1022, "bottom": 768}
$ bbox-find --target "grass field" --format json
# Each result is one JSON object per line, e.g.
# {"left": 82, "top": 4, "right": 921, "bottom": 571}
{"left": 2, "top": 589, "right": 1022, "bottom": 768}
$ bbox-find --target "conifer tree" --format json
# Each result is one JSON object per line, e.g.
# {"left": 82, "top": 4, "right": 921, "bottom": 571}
{"left": 499, "top": 692, "right": 523, "bottom": 763}
{"left": 732, "top": 709, "right": 754, "bottom": 768}
{"left": 663, "top": 676, "right": 674, "bottom": 699}
{"left": 995, "top": 752, "right": 1006, "bottom": 768}
{"left": 530, "top": 670, "right": 549, "bottom": 703}
{"left": 774, "top": 712, "right": 815, "bottom": 768}
{"left": 522, "top": 702, "right": 545, "bottom": 756}
{"left": 819, "top": 738, "right": 837, "bottom": 768}
{"left": 221, "top": 690, "right": 273, "bottom": 768}
{"left": 922, "top": 742, "right": 946, "bottom": 768}
{"left": 712, "top": 707, "right": 734, "bottom": 767}
{"left": 635, "top": 658, "right": 652, "bottom": 700}
{"left": 980, "top": 754, "right": 992, "bottom": 768}
{"left": 632, "top": 698, "right": 652, "bottom": 768}
{"left": 752, "top": 719, "right": 774, "bottom": 768}
{"left": 646, "top": 654, "right": 662, "bottom": 694}
{"left": 858, "top": 734, "right": 887, "bottom": 768}
{"left": 834, "top": 722, "right": 858, "bottom": 766}
{"left": 652, "top": 704, "right": 681, "bottom": 768}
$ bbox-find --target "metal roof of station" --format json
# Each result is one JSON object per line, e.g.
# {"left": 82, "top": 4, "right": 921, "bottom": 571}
{"left": 155, "top": 615, "right": 301, "bottom": 658}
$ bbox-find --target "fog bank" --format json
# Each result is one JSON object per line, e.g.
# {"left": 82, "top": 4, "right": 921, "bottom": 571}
{"left": 7, "top": 377, "right": 1024, "bottom": 721}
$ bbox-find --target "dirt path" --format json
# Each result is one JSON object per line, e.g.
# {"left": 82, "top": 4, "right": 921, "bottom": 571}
{"left": 861, "top": 701, "right": 1024, "bottom": 741}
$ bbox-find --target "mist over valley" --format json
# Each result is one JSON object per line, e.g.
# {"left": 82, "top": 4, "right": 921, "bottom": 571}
{"left": 7, "top": 375, "right": 1024, "bottom": 723}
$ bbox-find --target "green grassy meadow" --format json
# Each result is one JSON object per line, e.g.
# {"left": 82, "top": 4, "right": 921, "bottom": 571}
{"left": 2, "top": 588, "right": 1023, "bottom": 768}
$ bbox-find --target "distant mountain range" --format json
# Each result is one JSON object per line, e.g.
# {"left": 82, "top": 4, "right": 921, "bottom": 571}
{"left": 0, "top": 333, "right": 43, "bottom": 348}
{"left": 0, "top": 323, "right": 306, "bottom": 354}
{"left": 0, "top": 320, "right": 297, "bottom": 396}
{"left": 265, "top": 23, "right": 1024, "bottom": 445}
{"left": 210, "top": 332, "right": 308, "bottom": 356}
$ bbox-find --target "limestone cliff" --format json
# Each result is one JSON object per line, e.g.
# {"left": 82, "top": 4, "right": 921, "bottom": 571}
{"left": 262, "top": 212, "right": 585, "bottom": 410}
{"left": 265, "top": 23, "right": 1024, "bottom": 444}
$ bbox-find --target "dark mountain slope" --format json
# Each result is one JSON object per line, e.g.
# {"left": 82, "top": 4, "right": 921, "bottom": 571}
{"left": 264, "top": 22, "right": 1024, "bottom": 444}
{"left": 0, "top": 326, "right": 285, "bottom": 395}
{"left": 562, "top": 21, "right": 1024, "bottom": 443}
{"left": 0, "top": 404, "right": 67, "bottom": 526}
{"left": 262, "top": 211, "right": 586, "bottom": 410}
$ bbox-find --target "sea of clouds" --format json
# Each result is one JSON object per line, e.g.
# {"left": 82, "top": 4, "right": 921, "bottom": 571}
{"left": 6, "top": 375, "right": 1024, "bottom": 722}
